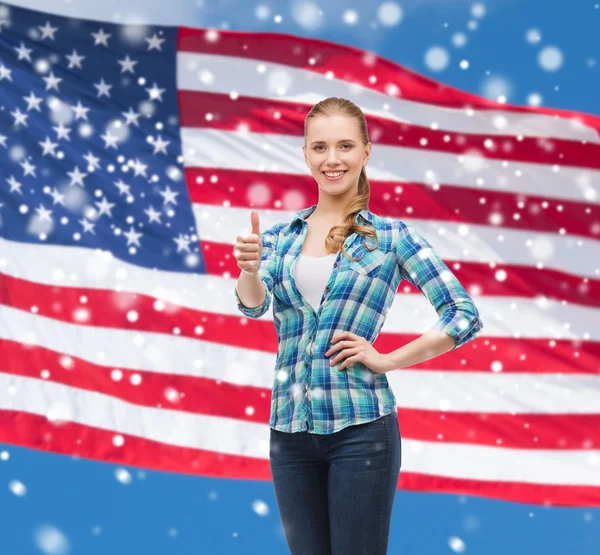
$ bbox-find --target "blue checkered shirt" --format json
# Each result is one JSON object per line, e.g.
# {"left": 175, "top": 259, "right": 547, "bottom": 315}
{"left": 234, "top": 204, "right": 483, "bottom": 434}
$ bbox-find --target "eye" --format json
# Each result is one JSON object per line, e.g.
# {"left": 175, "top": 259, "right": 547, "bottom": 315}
{"left": 341, "top": 144, "right": 352, "bottom": 149}
{"left": 314, "top": 146, "right": 325, "bottom": 151}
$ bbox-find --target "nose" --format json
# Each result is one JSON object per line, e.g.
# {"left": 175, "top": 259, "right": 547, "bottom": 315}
{"left": 325, "top": 149, "right": 341, "bottom": 166}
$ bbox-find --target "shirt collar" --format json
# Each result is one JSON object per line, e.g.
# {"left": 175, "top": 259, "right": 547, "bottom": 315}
{"left": 291, "top": 204, "right": 374, "bottom": 228}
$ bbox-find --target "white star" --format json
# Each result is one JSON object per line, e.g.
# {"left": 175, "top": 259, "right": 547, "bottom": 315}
{"left": 6, "top": 176, "right": 23, "bottom": 194}
{"left": 67, "top": 166, "right": 88, "bottom": 187}
{"left": 39, "top": 136, "right": 59, "bottom": 156}
{"left": 0, "top": 134, "right": 7, "bottom": 148}
{"left": 14, "top": 42, "right": 33, "bottom": 62}
{"left": 11, "top": 108, "right": 28, "bottom": 127}
{"left": 173, "top": 233, "right": 192, "bottom": 253}
{"left": 53, "top": 122, "right": 72, "bottom": 140}
{"left": 150, "top": 134, "right": 170, "bottom": 155}
{"left": 91, "top": 28, "right": 111, "bottom": 46}
{"left": 130, "top": 158, "right": 148, "bottom": 177}
{"left": 83, "top": 151, "right": 101, "bottom": 171}
{"left": 23, "top": 91, "right": 43, "bottom": 111}
{"left": 159, "top": 185, "right": 179, "bottom": 206}
{"left": 145, "top": 33, "right": 165, "bottom": 51}
{"left": 117, "top": 55, "right": 138, "bottom": 74}
{"left": 79, "top": 218, "right": 96, "bottom": 234}
{"left": 122, "top": 107, "right": 141, "bottom": 127}
{"left": 145, "top": 82, "right": 166, "bottom": 102}
{"left": 38, "top": 21, "right": 59, "bottom": 40}
{"left": 114, "top": 179, "right": 131, "bottom": 196}
{"left": 0, "top": 63, "right": 12, "bottom": 81}
{"left": 95, "top": 196, "right": 116, "bottom": 218}
{"left": 71, "top": 101, "right": 90, "bottom": 121}
{"left": 20, "top": 159, "right": 37, "bottom": 177}
{"left": 47, "top": 188, "right": 66, "bottom": 206}
{"left": 144, "top": 205, "right": 162, "bottom": 224}
{"left": 123, "top": 225, "right": 143, "bottom": 247}
{"left": 43, "top": 71, "right": 62, "bottom": 91}
{"left": 35, "top": 204, "right": 53, "bottom": 222}
{"left": 65, "top": 49, "right": 85, "bottom": 69}
{"left": 100, "top": 131, "right": 119, "bottom": 149}
{"left": 93, "top": 78, "right": 112, "bottom": 97}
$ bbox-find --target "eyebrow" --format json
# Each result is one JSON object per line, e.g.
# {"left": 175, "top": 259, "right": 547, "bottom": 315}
{"left": 310, "top": 139, "right": 356, "bottom": 146}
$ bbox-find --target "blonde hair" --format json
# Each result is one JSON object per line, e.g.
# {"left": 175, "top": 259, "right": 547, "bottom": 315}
{"left": 304, "top": 97, "right": 378, "bottom": 262}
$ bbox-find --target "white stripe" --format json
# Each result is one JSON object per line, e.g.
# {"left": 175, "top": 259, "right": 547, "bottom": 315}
{"left": 176, "top": 52, "right": 599, "bottom": 144}
{"left": 2, "top": 235, "right": 600, "bottom": 343}
{"left": 0, "top": 374, "right": 598, "bottom": 485}
{"left": 195, "top": 203, "right": 600, "bottom": 282}
{"left": 1, "top": 304, "right": 599, "bottom": 414}
{"left": 180, "top": 127, "right": 600, "bottom": 205}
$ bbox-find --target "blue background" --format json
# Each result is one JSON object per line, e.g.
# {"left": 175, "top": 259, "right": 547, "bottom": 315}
{"left": 1, "top": 1, "right": 599, "bottom": 553}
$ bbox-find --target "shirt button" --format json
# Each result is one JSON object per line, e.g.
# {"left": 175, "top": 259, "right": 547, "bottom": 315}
{"left": 473, "top": 318, "right": 478, "bottom": 323}
{"left": 305, "top": 362, "right": 309, "bottom": 368}
{"left": 325, "top": 286, "right": 330, "bottom": 291}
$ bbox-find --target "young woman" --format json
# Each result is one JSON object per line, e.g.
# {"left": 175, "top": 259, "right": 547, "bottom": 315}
{"left": 234, "top": 97, "right": 483, "bottom": 554}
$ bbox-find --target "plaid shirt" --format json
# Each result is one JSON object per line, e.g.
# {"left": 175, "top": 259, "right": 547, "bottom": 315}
{"left": 235, "top": 204, "right": 483, "bottom": 435}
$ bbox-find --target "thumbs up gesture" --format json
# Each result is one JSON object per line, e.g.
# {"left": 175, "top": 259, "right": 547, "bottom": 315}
{"left": 234, "top": 211, "right": 263, "bottom": 275}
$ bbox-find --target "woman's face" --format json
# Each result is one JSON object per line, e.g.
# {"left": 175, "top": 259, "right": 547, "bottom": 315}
{"left": 303, "top": 114, "right": 371, "bottom": 197}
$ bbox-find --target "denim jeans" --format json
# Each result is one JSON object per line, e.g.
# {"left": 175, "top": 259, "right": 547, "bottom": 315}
{"left": 269, "top": 411, "right": 401, "bottom": 555}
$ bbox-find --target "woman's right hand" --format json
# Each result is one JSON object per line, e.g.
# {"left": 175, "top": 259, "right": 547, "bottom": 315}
{"left": 234, "top": 211, "right": 263, "bottom": 275}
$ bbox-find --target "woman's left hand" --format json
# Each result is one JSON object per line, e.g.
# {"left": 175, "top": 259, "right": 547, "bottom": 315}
{"left": 325, "top": 331, "right": 391, "bottom": 374}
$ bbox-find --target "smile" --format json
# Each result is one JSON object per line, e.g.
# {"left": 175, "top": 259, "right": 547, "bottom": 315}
{"left": 322, "top": 170, "right": 347, "bottom": 181}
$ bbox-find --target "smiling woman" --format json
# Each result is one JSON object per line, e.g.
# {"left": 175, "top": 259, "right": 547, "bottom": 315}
{"left": 267, "top": 96, "right": 402, "bottom": 555}
{"left": 234, "top": 99, "right": 483, "bottom": 555}
{"left": 301, "top": 98, "right": 378, "bottom": 263}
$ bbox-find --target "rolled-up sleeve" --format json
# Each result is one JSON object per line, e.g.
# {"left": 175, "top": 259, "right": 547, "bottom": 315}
{"left": 234, "top": 222, "right": 280, "bottom": 319}
{"left": 395, "top": 222, "right": 483, "bottom": 351}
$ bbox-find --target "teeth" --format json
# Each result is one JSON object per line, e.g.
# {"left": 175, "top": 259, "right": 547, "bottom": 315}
{"left": 324, "top": 171, "right": 345, "bottom": 177}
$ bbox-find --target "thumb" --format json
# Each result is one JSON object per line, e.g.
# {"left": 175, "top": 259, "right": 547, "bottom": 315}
{"left": 250, "top": 211, "right": 261, "bottom": 238}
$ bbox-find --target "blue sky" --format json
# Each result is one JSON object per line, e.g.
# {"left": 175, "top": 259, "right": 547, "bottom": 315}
{"left": 1, "top": 1, "right": 599, "bottom": 554}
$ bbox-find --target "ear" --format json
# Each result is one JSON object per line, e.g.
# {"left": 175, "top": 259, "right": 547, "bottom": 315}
{"left": 302, "top": 144, "right": 309, "bottom": 167}
{"left": 363, "top": 142, "right": 372, "bottom": 167}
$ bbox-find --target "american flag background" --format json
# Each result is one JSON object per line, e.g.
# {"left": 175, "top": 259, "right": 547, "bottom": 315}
{"left": 0, "top": 0, "right": 599, "bottom": 553}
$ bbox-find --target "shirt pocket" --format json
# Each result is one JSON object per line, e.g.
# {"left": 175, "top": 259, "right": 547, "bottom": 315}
{"left": 347, "top": 247, "right": 387, "bottom": 278}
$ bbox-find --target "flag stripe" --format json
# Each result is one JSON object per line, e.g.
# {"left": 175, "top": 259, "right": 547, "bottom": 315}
{"left": 3, "top": 239, "right": 600, "bottom": 350}
{"left": 4, "top": 270, "right": 600, "bottom": 380}
{"left": 175, "top": 32, "right": 600, "bottom": 144}
{"left": 2, "top": 306, "right": 599, "bottom": 414}
{"left": 1, "top": 338, "right": 599, "bottom": 450}
{"left": 0, "top": 409, "right": 597, "bottom": 506}
{"left": 0, "top": 374, "right": 598, "bottom": 488}
{"left": 196, "top": 203, "right": 600, "bottom": 283}
{"left": 177, "top": 90, "right": 600, "bottom": 170}
{"left": 180, "top": 128, "right": 600, "bottom": 207}
{"left": 190, "top": 170, "right": 600, "bottom": 289}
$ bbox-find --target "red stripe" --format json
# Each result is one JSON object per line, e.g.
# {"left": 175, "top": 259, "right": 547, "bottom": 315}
{"left": 399, "top": 472, "right": 600, "bottom": 507}
{"left": 176, "top": 26, "right": 600, "bottom": 139}
{"left": 1, "top": 338, "right": 599, "bottom": 450}
{"left": 186, "top": 166, "right": 600, "bottom": 245}
{"left": 178, "top": 90, "right": 600, "bottom": 170}
{"left": 396, "top": 407, "right": 599, "bottom": 450}
{"left": 205, "top": 234, "right": 600, "bottom": 312}
{"left": 2, "top": 274, "right": 600, "bottom": 375}
{"left": 0, "top": 409, "right": 597, "bottom": 506}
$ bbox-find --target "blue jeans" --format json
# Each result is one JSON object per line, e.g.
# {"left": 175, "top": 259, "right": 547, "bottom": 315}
{"left": 269, "top": 411, "right": 401, "bottom": 555}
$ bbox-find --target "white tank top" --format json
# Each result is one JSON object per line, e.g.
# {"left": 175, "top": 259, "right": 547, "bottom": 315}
{"left": 294, "top": 252, "right": 338, "bottom": 312}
